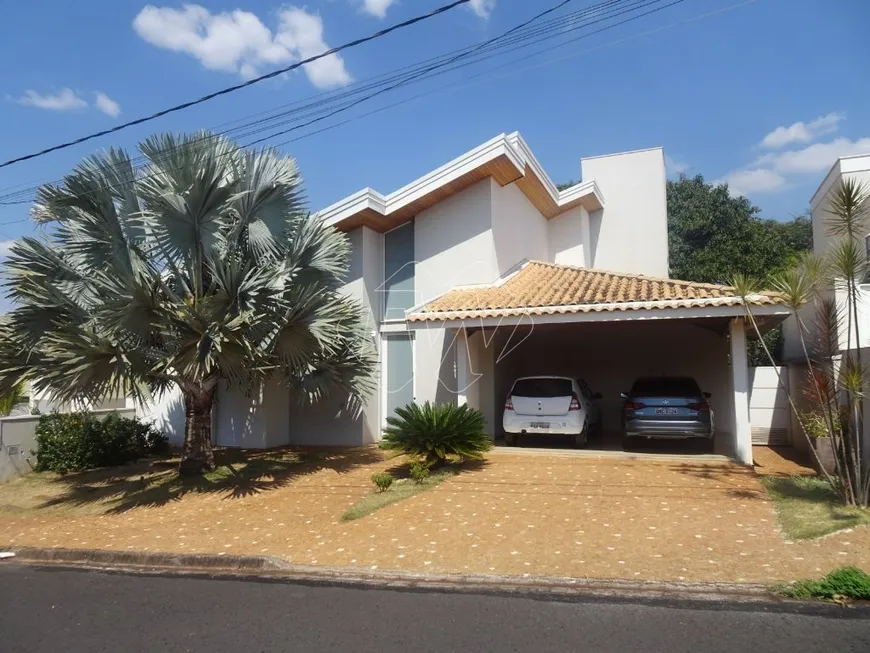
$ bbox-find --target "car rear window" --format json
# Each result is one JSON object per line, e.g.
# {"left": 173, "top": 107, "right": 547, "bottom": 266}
{"left": 630, "top": 377, "right": 701, "bottom": 396}
{"left": 511, "top": 378, "right": 573, "bottom": 397}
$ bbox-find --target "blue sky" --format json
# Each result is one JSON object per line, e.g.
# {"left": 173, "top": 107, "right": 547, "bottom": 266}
{"left": 0, "top": 0, "right": 868, "bottom": 258}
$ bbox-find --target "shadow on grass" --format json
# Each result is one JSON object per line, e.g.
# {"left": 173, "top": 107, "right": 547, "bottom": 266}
{"left": 37, "top": 446, "right": 383, "bottom": 515}
{"left": 762, "top": 475, "right": 836, "bottom": 502}
{"left": 760, "top": 475, "right": 870, "bottom": 539}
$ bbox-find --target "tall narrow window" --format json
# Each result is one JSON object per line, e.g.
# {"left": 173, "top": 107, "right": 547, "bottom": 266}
{"left": 383, "top": 222, "right": 415, "bottom": 320}
{"left": 385, "top": 334, "right": 414, "bottom": 419}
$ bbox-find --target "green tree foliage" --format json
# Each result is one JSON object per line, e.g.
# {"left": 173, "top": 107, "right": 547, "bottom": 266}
{"left": 668, "top": 175, "right": 812, "bottom": 284}
{"left": 668, "top": 175, "right": 813, "bottom": 365}
{"left": 34, "top": 412, "right": 168, "bottom": 473}
{"left": 0, "top": 132, "right": 377, "bottom": 474}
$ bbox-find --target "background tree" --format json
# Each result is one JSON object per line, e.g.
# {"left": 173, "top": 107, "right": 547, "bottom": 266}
{"left": 0, "top": 132, "right": 377, "bottom": 474}
{"left": 668, "top": 174, "right": 813, "bottom": 364}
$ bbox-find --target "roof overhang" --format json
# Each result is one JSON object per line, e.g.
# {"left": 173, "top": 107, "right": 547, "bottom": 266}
{"left": 316, "top": 132, "right": 605, "bottom": 233}
{"left": 406, "top": 302, "right": 790, "bottom": 329}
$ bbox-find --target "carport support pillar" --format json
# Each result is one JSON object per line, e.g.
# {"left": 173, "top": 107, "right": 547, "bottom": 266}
{"left": 729, "top": 318, "right": 753, "bottom": 465}
{"left": 455, "top": 327, "right": 469, "bottom": 407}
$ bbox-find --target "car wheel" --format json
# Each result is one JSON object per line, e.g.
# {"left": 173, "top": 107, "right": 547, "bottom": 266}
{"left": 504, "top": 431, "right": 518, "bottom": 447}
{"left": 622, "top": 436, "right": 639, "bottom": 451}
{"left": 573, "top": 422, "right": 589, "bottom": 449}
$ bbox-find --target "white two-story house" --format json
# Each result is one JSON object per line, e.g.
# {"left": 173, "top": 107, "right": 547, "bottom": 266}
{"left": 783, "top": 152, "right": 870, "bottom": 450}
{"left": 147, "top": 132, "right": 789, "bottom": 464}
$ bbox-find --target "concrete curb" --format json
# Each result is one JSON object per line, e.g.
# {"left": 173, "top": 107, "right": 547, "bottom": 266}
{"left": 3, "top": 546, "right": 780, "bottom": 604}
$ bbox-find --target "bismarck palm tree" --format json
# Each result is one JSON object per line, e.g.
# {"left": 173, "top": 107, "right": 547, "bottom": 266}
{"left": 0, "top": 132, "right": 377, "bottom": 474}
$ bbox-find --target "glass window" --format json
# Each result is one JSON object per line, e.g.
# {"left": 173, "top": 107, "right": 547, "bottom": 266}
{"left": 384, "top": 222, "right": 415, "bottom": 320}
{"left": 386, "top": 335, "right": 414, "bottom": 419}
{"left": 511, "top": 378, "right": 573, "bottom": 398}
{"left": 630, "top": 377, "right": 702, "bottom": 397}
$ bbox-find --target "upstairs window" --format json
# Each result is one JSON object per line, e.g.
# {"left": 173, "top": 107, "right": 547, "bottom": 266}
{"left": 383, "top": 221, "right": 415, "bottom": 320}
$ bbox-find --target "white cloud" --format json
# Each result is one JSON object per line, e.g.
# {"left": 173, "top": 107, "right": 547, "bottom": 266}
{"left": 469, "top": 0, "right": 496, "bottom": 19}
{"left": 94, "top": 92, "right": 121, "bottom": 118}
{"left": 719, "top": 168, "right": 788, "bottom": 196}
{"left": 760, "top": 112, "right": 844, "bottom": 149}
{"left": 719, "top": 133, "right": 870, "bottom": 198}
{"left": 361, "top": 0, "right": 396, "bottom": 18}
{"left": 133, "top": 4, "right": 351, "bottom": 89}
{"left": 277, "top": 8, "right": 352, "bottom": 88}
{"left": 754, "top": 137, "right": 870, "bottom": 175}
{"left": 16, "top": 88, "right": 87, "bottom": 111}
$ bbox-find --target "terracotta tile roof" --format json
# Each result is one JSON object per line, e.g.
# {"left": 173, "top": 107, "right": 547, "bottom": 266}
{"left": 407, "top": 261, "right": 785, "bottom": 322}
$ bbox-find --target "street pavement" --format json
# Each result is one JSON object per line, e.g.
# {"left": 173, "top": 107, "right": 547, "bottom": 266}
{"left": 1, "top": 565, "right": 868, "bottom": 652}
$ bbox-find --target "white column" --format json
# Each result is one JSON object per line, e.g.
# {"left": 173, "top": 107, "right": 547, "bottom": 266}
{"left": 729, "top": 317, "right": 753, "bottom": 465}
{"left": 455, "top": 327, "right": 469, "bottom": 407}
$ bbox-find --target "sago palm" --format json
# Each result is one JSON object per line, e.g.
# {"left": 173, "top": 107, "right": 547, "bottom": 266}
{"left": 0, "top": 132, "right": 377, "bottom": 474}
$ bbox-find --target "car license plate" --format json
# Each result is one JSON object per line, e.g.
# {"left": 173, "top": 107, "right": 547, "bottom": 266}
{"left": 654, "top": 407, "right": 679, "bottom": 415}
{"left": 530, "top": 422, "right": 550, "bottom": 429}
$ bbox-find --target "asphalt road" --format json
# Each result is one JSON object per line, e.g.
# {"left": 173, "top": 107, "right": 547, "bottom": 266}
{"left": 1, "top": 566, "right": 869, "bottom": 652}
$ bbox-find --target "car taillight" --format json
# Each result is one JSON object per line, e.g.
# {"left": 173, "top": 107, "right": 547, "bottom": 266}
{"left": 624, "top": 402, "right": 645, "bottom": 411}
{"left": 687, "top": 402, "right": 710, "bottom": 411}
{"left": 505, "top": 395, "right": 513, "bottom": 410}
{"left": 569, "top": 393, "right": 580, "bottom": 411}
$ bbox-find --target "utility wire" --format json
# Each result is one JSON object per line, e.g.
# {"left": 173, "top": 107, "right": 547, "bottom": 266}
{"left": 0, "top": 0, "right": 473, "bottom": 170}
{"left": 0, "top": 0, "right": 695, "bottom": 218}
{"left": 0, "top": 0, "right": 645, "bottom": 204}
{"left": 0, "top": 0, "right": 623, "bottom": 203}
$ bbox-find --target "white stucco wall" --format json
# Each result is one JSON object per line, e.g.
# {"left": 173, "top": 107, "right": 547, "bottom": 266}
{"left": 413, "top": 180, "right": 498, "bottom": 406}
{"left": 581, "top": 147, "right": 669, "bottom": 277}
{"left": 491, "top": 180, "right": 549, "bottom": 274}
{"left": 279, "top": 225, "right": 383, "bottom": 447}
{"left": 136, "top": 387, "right": 185, "bottom": 446}
{"left": 214, "top": 379, "right": 290, "bottom": 449}
{"left": 548, "top": 207, "right": 589, "bottom": 268}
{"left": 810, "top": 155, "right": 870, "bottom": 262}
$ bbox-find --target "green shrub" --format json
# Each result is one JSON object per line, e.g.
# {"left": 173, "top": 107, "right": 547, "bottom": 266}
{"left": 409, "top": 462, "right": 430, "bottom": 484}
{"left": 381, "top": 401, "right": 492, "bottom": 467}
{"left": 34, "top": 412, "right": 168, "bottom": 473}
{"left": 781, "top": 566, "right": 870, "bottom": 600}
{"left": 371, "top": 472, "right": 394, "bottom": 492}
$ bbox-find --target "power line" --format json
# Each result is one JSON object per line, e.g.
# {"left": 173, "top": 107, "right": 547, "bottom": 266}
{"left": 0, "top": 0, "right": 699, "bottom": 219}
{"left": 0, "top": 0, "right": 647, "bottom": 205}
{"left": 0, "top": 0, "right": 473, "bottom": 171}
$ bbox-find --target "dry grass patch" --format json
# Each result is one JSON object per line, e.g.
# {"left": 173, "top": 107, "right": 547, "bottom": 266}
{"left": 341, "top": 466, "right": 458, "bottom": 521}
{"left": 0, "top": 448, "right": 380, "bottom": 516}
{"left": 760, "top": 475, "right": 870, "bottom": 539}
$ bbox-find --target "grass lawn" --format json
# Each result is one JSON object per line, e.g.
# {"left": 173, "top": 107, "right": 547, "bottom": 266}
{"left": 342, "top": 466, "right": 459, "bottom": 521}
{"left": 0, "top": 448, "right": 379, "bottom": 516}
{"left": 760, "top": 475, "right": 870, "bottom": 539}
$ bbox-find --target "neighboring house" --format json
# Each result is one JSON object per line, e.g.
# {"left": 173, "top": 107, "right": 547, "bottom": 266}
{"left": 782, "top": 152, "right": 870, "bottom": 450}
{"left": 142, "top": 132, "right": 788, "bottom": 463}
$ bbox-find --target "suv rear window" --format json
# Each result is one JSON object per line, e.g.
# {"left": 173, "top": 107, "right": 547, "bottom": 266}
{"left": 630, "top": 377, "right": 701, "bottom": 396}
{"left": 511, "top": 378, "right": 573, "bottom": 398}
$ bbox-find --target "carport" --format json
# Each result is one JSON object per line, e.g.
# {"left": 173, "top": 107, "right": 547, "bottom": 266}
{"left": 407, "top": 261, "right": 789, "bottom": 464}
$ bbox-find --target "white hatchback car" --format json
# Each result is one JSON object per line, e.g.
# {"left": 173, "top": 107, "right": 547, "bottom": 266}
{"left": 503, "top": 376, "right": 594, "bottom": 447}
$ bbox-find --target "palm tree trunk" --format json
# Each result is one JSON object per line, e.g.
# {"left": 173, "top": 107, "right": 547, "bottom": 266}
{"left": 180, "top": 385, "right": 216, "bottom": 475}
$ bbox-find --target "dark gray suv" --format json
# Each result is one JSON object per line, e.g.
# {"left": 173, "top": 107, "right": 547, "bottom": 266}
{"left": 621, "top": 377, "right": 713, "bottom": 447}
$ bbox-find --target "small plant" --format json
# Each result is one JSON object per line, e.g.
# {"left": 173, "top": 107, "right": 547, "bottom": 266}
{"left": 779, "top": 566, "right": 870, "bottom": 601}
{"left": 409, "top": 462, "right": 430, "bottom": 484}
{"left": 381, "top": 401, "right": 492, "bottom": 467}
{"left": 371, "top": 472, "right": 394, "bottom": 493}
